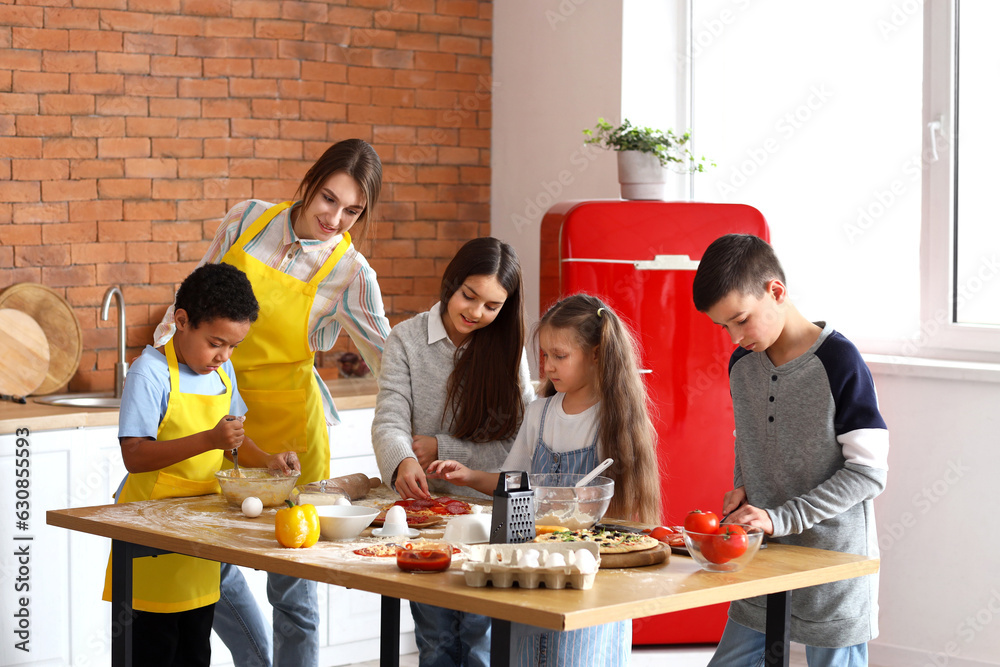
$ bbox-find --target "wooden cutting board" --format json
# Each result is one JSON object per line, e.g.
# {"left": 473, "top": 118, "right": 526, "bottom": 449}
{"left": 0, "top": 309, "right": 50, "bottom": 396}
{"left": 0, "top": 283, "right": 83, "bottom": 395}
{"left": 371, "top": 515, "right": 444, "bottom": 529}
{"left": 599, "top": 543, "right": 669, "bottom": 569}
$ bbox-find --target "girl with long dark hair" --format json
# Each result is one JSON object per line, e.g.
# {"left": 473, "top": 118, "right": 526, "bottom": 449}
{"left": 373, "top": 236, "right": 534, "bottom": 666}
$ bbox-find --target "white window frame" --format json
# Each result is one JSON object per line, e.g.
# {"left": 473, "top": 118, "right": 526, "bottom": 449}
{"left": 921, "top": 0, "right": 1000, "bottom": 360}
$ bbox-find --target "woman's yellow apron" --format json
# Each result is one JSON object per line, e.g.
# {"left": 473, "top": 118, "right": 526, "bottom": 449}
{"left": 222, "top": 200, "right": 350, "bottom": 485}
{"left": 102, "top": 339, "right": 227, "bottom": 612}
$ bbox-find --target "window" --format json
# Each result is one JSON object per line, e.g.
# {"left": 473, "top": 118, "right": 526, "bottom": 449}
{"left": 681, "top": 0, "right": 998, "bottom": 361}
{"left": 924, "top": 0, "right": 1000, "bottom": 356}
{"left": 687, "top": 1, "right": 922, "bottom": 355}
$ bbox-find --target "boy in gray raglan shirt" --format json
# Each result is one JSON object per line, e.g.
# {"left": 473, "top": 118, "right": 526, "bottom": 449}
{"left": 693, "top": 234, "right": 889, "bottom": 667}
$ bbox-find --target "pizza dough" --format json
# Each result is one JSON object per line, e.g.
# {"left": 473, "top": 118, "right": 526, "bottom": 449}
{"left": 534, "top": 527, "right": 659, "bottom": 554}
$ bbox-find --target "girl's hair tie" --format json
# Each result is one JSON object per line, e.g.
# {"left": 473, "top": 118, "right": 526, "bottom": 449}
{"left": 597, "top": 307, "right": 605, "bottom": 318}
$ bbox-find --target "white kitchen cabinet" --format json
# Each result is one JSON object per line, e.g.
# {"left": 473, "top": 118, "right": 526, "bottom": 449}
{"left": 0, "top": 424, "right": 124, "bottom": 667}
{"left": 323, "top": 408, "right": 417, "bottom": 665}
{"left": 0, "top": 407, "right": 409, "bottom": 667}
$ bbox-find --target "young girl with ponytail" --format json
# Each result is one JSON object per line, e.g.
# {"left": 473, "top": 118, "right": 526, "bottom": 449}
{"left": 429, "top": 293, "right": 661, "bottom": 665}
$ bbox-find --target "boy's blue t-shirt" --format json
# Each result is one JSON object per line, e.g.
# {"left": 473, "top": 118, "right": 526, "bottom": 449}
{"left": 118, "top": 345, "right": 247, "bottom": 440}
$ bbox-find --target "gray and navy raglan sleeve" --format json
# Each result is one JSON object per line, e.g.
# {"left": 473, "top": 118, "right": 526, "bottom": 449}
{"left": 768, "top": 333, "right": 889, "bottom": 538}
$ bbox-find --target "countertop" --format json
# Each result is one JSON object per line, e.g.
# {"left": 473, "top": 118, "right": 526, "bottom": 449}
{"left": 49, "top": 494, "right": 880, "bottom": 632}
{"left": 0, "top": 377, "right": 378, "bottom": 435}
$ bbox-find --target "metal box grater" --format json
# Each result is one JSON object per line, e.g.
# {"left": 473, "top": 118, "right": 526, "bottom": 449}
{"left": 489, "top": 471, "right": 536, "bottom": 544}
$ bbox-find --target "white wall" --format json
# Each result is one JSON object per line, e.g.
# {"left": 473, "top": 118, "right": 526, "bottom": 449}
{"left": 493, "top": 3, "right": 1000, "bottom": 666}
{"left": 492, "top": 0, "right": 624, "bottom": 324}
{"left": 867, "top": 363, "right": 1000, "bottom": 667}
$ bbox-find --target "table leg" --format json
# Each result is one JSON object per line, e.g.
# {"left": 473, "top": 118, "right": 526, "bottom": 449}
{"left": 763, "top": 590, "right": 791, "bottom": 667}
{"left": 490, "top": 618, "right": 511, "bottom": 666}
{"left": 109, "top": 540, "right": 171, "bottom": 667}
{"left": 380, "top": 596, "right": 401, "bottom": 667}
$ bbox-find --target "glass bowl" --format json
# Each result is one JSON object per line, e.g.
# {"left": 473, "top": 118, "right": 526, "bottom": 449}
{"left": 682, "top": 524, "right": 765, "bottom": 573}
{"left": 215, "top": 468, "right": 300, "bottom": 508}
{"left": 396, "top": 541, "right": 454, "bottom": 573}
{"left": 529, "top": 473, "right": 614, "bottom": 530}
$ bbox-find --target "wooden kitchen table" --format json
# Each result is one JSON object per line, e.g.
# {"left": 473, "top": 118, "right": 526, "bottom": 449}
{"left": 48, "top": 496, "right": 879, "bottom": 667}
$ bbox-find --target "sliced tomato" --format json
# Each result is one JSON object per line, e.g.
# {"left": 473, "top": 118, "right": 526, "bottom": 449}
{"left": 648, "top": 526, "right": 675, "bottom": 542}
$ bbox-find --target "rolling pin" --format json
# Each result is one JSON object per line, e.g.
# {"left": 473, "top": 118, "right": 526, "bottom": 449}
{"left": 293, "top": 473, "right": 382, "bottom": 505}
{"left": 321, "top": 473, "right": 382, "bottom": 499}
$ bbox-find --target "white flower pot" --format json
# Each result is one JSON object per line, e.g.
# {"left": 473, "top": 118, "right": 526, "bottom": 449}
{"left": 617, "top": 150, "right": 667, "bottom": 200}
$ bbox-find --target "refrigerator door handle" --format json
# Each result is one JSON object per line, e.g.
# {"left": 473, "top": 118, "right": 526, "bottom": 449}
{"left": 634, "top": 254, "right": 699, "bottom": 271}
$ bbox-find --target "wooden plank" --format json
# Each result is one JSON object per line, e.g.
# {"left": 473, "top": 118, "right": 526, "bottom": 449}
{"left": 0, "top": 309, "right": 49, "bottom": 396}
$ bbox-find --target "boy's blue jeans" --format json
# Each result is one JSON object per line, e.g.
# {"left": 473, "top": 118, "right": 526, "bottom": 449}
{"left": 709, "top": 619, "right": 868, "bottom": 667}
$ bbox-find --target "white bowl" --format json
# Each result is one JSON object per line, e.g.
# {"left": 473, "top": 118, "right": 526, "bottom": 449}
{"left": 443, "top": 514, "right": 491, "bottom": 544}
{"left": 315, "top": 505, "right": 379, "bottom": 541}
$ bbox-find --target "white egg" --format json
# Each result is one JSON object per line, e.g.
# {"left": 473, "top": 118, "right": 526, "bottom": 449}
{"left": 546, "top": 552, "right": 566, "bottom": 567}
{"left": 241, "top": 496, "right": 263, "bottom": 518}
{"left": 334, "top": 497, "right": 352, "bottom": 506}
{"left": 574, "top": 548, "right": 598, "bottom": 573}
{"left": 520, "top": 551, "right": 541, "bottom": 569}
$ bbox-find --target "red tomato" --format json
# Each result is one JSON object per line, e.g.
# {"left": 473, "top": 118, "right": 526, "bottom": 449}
{"left": 714, "top": 525, "right": 749, "bottom": 560}
{"left": 683, "top": 510, "right": 720, "bottom": 536}
{"left": 700, "top": 525, "right": 749, "bottom": 564}
{"left": 699, "top": 536, "right": 726, "bottom": 563}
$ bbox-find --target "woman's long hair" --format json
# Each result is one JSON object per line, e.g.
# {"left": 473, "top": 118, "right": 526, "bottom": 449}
{"left": 441, "top": 237, "right": 525, "bottom": 442}
{"left": 537, "top": 294, "right": 661, "bottom": 524}
{"left": 295, "top": 138, "right": 383, "bottom": 250}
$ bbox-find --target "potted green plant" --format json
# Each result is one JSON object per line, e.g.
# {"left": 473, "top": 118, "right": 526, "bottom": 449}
{"left": 583, "top": 118, "right": 713, "bottom": 200}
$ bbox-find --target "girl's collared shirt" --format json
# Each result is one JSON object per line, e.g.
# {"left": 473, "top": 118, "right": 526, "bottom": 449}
{"left": 154, "top": 199, "right": 390, "bottom": 425}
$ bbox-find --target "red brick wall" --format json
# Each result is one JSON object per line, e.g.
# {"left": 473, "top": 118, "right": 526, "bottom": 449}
{"left": 0, "top": 0, "right": 492, "bottom": 392}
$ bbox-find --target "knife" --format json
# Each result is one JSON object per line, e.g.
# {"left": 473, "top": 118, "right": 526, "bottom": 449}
{"left": 1, "top": 394, "right": 27, "bottom": 404}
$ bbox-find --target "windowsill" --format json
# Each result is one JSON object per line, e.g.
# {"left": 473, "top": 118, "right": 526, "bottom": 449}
{"left": 863, "top": 353, "right": 1000, "bottom": 383}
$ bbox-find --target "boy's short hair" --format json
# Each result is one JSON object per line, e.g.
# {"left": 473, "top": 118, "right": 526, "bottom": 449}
{"left": 175, "top": 263, "right": 259, "bottom": 328}
{"left": 692, "top": 234, "right": 786, "bottom": 312}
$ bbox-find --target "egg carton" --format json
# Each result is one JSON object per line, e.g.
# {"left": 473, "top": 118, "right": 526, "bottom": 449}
{"left": 461, "top": 542, "right": 600, "bottom": 590}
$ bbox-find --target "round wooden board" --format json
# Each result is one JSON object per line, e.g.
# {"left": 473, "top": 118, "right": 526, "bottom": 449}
{"left": 599, "top": 542, "right": 669, "bottom": 569}
{"left": 371, "top": 515, "right": 444, "bottom": 529}
{"left": 0, "top": 283, "right": 83, "bottom": 395}
{"left": 0, "top": 309, "right": 50, "bottom": 396}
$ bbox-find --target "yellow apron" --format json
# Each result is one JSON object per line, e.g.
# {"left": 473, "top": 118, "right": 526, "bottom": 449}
{"left": 222, "top": 200, "right": 350, "bottom": 485}
{"left": 102, "top": 338, "right": 227, "bottom": 612}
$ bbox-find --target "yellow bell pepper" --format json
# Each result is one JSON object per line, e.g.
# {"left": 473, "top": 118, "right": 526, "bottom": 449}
{"left": 275, "top": 500, "right": 320, "bottom": 548}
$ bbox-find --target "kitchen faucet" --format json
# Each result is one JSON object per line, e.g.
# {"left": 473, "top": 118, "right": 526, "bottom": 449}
{"left": 101, "top": 286, "right": 128, "bottom": 398}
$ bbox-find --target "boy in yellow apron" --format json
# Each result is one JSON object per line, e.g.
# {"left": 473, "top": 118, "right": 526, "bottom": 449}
{"left": 103, "top": 264, "right": 299, "bottom": 667}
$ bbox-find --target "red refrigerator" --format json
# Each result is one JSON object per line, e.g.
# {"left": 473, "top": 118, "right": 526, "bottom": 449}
{"left": 539, "top": 199, "right": 769, "bottom": 645}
